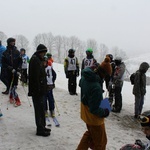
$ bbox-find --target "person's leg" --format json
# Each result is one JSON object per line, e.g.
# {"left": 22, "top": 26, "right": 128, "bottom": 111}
{"left": 72, "top": 74, "right": 77, "bottom": 94}
{"left": 139, "top": 96, "right": 144, "bottom": 115}
{"left": 48, "top": 90, "right": 55, "bottom": 116}
{"left": 134, "top": 96, "right": 141, "bottom": 117}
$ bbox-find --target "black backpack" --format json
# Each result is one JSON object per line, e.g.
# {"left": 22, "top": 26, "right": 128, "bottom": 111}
{"left": 130, "top": 73, "right": 136, "bottom": 85}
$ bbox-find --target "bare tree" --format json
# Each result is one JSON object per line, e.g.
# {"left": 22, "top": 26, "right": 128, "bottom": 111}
{"left": 15, "top": 34, "right": 29, "bottom": 51}
{"left": 99, "top": 43, "right": 109, "bottom": 62}
{"left": 0, "top": 31, "right": 7, "bottom": 45}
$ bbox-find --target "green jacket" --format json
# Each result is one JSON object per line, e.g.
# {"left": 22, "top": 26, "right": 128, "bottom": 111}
{"left": 79, "top": 67, "right": 106, "bottom": 125}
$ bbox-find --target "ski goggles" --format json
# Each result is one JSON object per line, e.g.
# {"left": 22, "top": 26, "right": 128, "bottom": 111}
{"left": 138, "top": 115, "right": 149, "bottom": 123}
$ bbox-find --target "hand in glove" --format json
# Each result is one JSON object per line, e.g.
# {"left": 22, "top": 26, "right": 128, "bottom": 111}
{"left": 12, "top": 69, "right": 16, "bottom": 73}
{"left": 103, "top": 109, "right": 109, "bottom": 118}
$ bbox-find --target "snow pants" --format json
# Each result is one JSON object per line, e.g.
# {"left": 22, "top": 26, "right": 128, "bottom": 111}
{"left": 77, "top": 123, "right": 107, "bottom": 150}
{"left": 134, "top": 95, "right": 144, "bottom": 116}
{"left": 32, "top": 95, "right": 46, "bottom": 133}
{"left": 68, "top": 71, "right": 77, "bottom": 94}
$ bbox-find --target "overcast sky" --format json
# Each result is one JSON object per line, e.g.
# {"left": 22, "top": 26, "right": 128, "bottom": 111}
{"left": 1, "top": 0, "right": 150, "bottom": 57}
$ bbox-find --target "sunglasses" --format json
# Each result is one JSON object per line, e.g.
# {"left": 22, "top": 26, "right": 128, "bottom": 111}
{"left": 138, "top": 115, "right": 149, "bottom": 123}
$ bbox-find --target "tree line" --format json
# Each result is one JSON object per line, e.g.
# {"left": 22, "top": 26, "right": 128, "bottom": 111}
{"left": 0, "top": 31, "right": 128, "bottom": 64}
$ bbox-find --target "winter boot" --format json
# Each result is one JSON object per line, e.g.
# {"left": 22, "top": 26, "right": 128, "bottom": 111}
{"left": 50, "top": 110, "right": 55, "bottom": 117}
{"left": 45, "top": 111, "right": 49, "bottom": 117}
{"left": 9, "top": 94, "right": 14, "bottom": 104}
{"left": 14, "top": 97, "right": 21, "bottom": 107}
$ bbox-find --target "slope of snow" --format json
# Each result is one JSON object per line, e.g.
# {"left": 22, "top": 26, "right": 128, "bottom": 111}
{"left": 0, "top": 62, "right": 150, "bottom": 150}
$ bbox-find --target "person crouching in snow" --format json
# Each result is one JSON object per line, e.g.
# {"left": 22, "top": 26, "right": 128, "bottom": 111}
{"left": 43, "top": 56, "right": 57, "bottom": 117}
{"left": 77, "top": 58, "right": 112, "bottom": 150}
{"left": 1, "top": 38, "right": 22, "bottom": 106}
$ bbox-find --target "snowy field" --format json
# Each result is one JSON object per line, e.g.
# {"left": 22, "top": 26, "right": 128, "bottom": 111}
{"left": 0, "top": 62, "right": 150, "bottom": 150}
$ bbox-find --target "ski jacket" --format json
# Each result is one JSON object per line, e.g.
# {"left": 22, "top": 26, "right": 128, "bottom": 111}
{"left": 81, "top": 56, "right": 97, "bottom": 70}
{"left": 0, "top": 45, "right": 6, "bottom": 67}
{"left": 64, "top": 56, "right": 79, "bottom": 76}
{"left": 28, "top": 53, "right": 47, "bottom": 97}
{"left": 1, "top": 46, "right": 22, "bottom": 72}
{"left": 21, "top": 54, "right": 29, "bottom": 69}
{"left": 79, "top": 67, "right": 106, "bottom": 126}
{"left": 113, "top": 62, "right": 125, "bottom": 87}
{"left": 47, "top": 57, "right": 54, "bottom": 66}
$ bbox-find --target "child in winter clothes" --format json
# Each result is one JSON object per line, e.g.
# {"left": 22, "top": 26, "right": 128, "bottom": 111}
{"left": 20, "top": 48, "right": 29, "bottom": 85}
{"left": 77, "top": 59, "right": 112, "bottom": 150}
{"left": 43, "top": 56, "right": 57, "bottom": 117}
{"left": 133, "top": 62, "right": 149, "bottom": 119}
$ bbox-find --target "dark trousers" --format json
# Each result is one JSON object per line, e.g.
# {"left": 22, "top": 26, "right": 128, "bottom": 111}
{"left": 68, "top": 71, "right": 77, "bottom": 94}
{"left": 44, "top": 89, "right": 55, "bottom": 112}
{"left": 21, "top": 68, "right": 28, "bottom": 83}
{"left": 114, "top": 86, "right": 122, "bottom": 111}
{"left": 32, "top": 95, "right": 46, "bottom": 132}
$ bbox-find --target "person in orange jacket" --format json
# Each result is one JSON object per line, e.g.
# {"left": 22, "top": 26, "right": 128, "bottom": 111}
{"left": 46, "top": 53, "right": 54, "bottom": 67}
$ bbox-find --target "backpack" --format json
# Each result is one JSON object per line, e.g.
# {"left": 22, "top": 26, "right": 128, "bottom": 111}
{"left": 130, "top": 73, "right": 136, "bottom": 85}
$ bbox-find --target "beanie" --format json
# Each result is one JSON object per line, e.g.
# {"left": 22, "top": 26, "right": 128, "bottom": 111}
{"left": 86, "top": 48, "right": 93, "bottom": 53}
{"left": 98, "top": 57, "right": 112, "bottom": 78}
{"left": 36, "top": 44, "right": 47, "bottom": 53}
{"left": 7, "top": 38, "right": 15, "bottom": 45}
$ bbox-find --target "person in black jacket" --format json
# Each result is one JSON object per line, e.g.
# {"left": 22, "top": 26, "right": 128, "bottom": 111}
{"left": 1, "top": 38, "right": 22, "bottom": 106}
{"left": 28, "top": 44, "right": 51, "bottom": 137}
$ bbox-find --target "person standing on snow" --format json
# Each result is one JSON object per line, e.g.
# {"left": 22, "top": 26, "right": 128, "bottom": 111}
{"left": 1, "top": 38, "right": 22, "bottom": 106}
{"left": 43, "top": 56, "right": 57, "bottom": 118}
{"left": 111, "top": 57, "right": 126, "bottom": 113}
{"left": 28, "top": 44, "right": 51, "bottom": 137}
{"left": 132, "top": 62, "right": 149, "bottom": 119}
{"left": 20, "top": 48, "right": 30, "bottom": 85}
{"left": 64, "top": 49, "right": 79, "bottom": 95}
{"left": 81, "top": 48, "right": 97, "bottom": 71}
{"left": 77, "top": 60, "right": 112, "bottom": 150}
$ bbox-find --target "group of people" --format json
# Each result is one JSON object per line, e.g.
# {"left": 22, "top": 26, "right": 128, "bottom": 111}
{"left": 1, "top": 37, "right": 150, "bottom": 148}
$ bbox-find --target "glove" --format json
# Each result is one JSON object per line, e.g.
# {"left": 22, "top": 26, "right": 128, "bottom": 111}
{"left": 12, "top": 69, "right": 16, "bottom": 73}
{"left": 103, "top": 109, "right": 109, "bottom": 118}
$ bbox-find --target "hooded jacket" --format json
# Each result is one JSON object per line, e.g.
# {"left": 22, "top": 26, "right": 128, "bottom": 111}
{"left": 79, "top": 67, "right": 106, "bottom": 126}
{"left": 133, "top": 62, "right": 149, "bottom": 97}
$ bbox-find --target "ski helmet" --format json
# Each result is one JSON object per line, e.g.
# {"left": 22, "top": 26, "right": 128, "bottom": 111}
{"left": 86, "top": 48, "right": 93, "bottom": 53}
{"left": 68, "top": 49, "right": 75, "bottom": 53}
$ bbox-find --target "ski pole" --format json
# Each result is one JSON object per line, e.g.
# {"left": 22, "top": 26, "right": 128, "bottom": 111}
{"left": 54, "top": 99, "right": 60, "bottom": 116}
{"left": 7, "top": 75, "right": 14, "bottom": 110}
{"left": 22, "top": 85, "right": 32, "bottom": 107}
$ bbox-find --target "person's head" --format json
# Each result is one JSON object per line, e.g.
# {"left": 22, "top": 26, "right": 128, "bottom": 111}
{"left": 114, "top": 57, "right": 122, "bottom": 66}
{"left": 68, "top": 49, "right": 75, "bottom": 58}
{"left": 86, "top": 48, "right": 93, "bottom": 56}
{"left": 20, "top": 48, "right": 26, "bottom": 55}
{"left": 139, "top": 62, "right": 149, "bottom": 74}
{"left": 46, "top": 53, "right": 52, "bottom": 58}
{"left": 43, "top": 55, "right": 48, "bottom": 67}
{"left": 106, "top": 54, "right": 113, "bottom": 62}
{"left": 7, "top": 37, "right": 16, "bottom": 48}
{"left": 36, "top": 44, "right": 47, "bottom": 59}
{"left": 139, "top": 110, "right": 150, "bottom": 138}
{"left": 93, "top": 57, "right": 112, "bottom": 79}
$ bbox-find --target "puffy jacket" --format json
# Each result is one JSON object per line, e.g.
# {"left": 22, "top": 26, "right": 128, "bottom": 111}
{"left": 28, "top": 53, "right": 47, "bottom": 97}
{"left": 79, "top": 67, "right": 106, "bottom": 126}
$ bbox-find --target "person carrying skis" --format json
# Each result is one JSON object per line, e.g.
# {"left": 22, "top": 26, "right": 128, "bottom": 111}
{"left": 77, "top": 61, "right": 112, "bottom": 150}
{"left": 28, "top": 44, "right": 51, "bottom": 137}
{"left": 43, "top": 56, "right": 57, "bottom": 118}
{"left": 64, "top": 49, "right": 79, "bottom": 95}
{"left": 111, "top": 57, "right": 126, "bottom": 113}
{"left": 81, "top": 48, "right": 97, "bottom": 71}
{"left": 1, "top": 38, "right": 22, "bottom": 106}
{"left": 132, "top": 62, "right": 149, "bottom": 119}
{"left": 20, "top": 48, "right": 30, "bottom": 85}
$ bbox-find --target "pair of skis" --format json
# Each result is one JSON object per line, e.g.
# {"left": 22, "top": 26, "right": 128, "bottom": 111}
{"left": 46, "top": 116, "right": 60, "bottom": 127}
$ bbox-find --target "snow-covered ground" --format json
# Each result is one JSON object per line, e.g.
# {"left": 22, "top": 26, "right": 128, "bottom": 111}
{"left": 0, "top": 62, "right": 150, "bottom": 150}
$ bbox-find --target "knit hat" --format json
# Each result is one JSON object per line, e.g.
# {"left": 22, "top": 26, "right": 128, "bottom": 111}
{"left": 7, "top": 37, "right": 15, "bottom": 45}
{"left": 86, "top": 48, "right": 93, "bottom": 53}
{"left": 36, "top": 44, "right": 47, "bottom": 53}
{"left": 97, "top": 57, "right": 112, "bottom": 78}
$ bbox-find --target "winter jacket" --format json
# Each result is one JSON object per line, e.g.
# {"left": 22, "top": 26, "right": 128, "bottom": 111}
{"left": 0, "top": 45, "right": 6, "bottom": 67}
{"left": 113, "top": 62, "right": 125, "bottom": 87}
{"left": 28, "top": 53, "right": 47, "bottom": 97}
{"left": 1, "top": 46, "right": 22, "bottom": 73}
{"left": 79, "top": 67, "right": 107, "bottom": 126}
{"left": 133, "top": 63, "right": 149, "bottom": 98}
